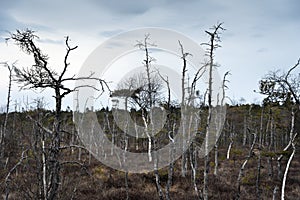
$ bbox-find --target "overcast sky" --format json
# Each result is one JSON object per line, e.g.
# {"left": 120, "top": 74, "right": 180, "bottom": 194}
{"left": 1, "top": 0, "right": 300, "bottom": 110}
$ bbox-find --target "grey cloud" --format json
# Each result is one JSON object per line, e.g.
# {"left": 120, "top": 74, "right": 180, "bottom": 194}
{"left": 257, "top": 48, "right": 268, "bottom": 53}
{"left": 100, "top": 29, "right": 124, "bottom": 37}
{"left": 0, "top": 12, "right": 23, "bottom": 32}
{"left": 251, "top": 33, "right": 264, "bottom": 38}
{"left": 100, "top": 1, "right": 149, "bottom": 15}
{"left": 90, "top": 0, "right": 185, "bottom": 15}
{"left": 1, "top": 0, "right": 22, "bottom": 9}
{"left": 38, "top": 38, "right": 64, "bottom": 45}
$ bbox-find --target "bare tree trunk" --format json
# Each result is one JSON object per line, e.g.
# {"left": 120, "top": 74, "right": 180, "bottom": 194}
{"left": 136, "top": 34, "right": 164, "bottom": 199}
{"left": 259, "top": 108, "right": 264, "bottom": 148}
{"left": 164, "top": 78, "right": 174, "bottom": 200}
{"left": 255, "top": 107, "right": 264, "bottom": 200}
{"left": 179, "top": 40, "right": 188, "bottom": 178}
{"left": 104, "top": 112, "right": 114, "bottom": 156}
{"left": 242, "top": 116, "right": 247, "bottom": 146}
{"left": 141, "top": 112, "right": 152, "bottom": 162}
{"left": 190, "top": 143, "right": 202, "bottom": 199}
{"left": 280, "top": 109, "right": 297, "bottom": 200}
{"left": 270, "top": 111, "right": 274, "bottom": 151}
{"left": 5, "top": 149, "right": 28, "bottom": 200}
{"left": 134, "top": 116, "right": 139, "bottom": 151}
{"left": 203, "top": 135, "right": 210, "bottom": 200}
{"left": 202, "top": 23, "right": 225, "bottom": 200}
{"left": 272, "top": 186, "right": 279, "bottom": 200}
{"left": 154, "top": 152, "right": 164, "bottom": 200}
{"left": 277, "top": 110, "right": 296, "bottom": 180}
{"left": 166, "top": 125, "right": 175, "bottom": 200}
{"left": 227, "top": 122, "right": 234, "bottom": 160}
{"left": 0, "top": 63, "right": 13, "bottom": 160}
{"left": 29, "top": 106, "right": 47, "bottom": 199}
{"left": 42, "top": 135, "right": 47, "bottom": 199}
{"left": 124, "top": 100, "right": 129, "bottom": 200}
{"left": 214, "top": 137, "right": 219, "bottom": 176}
{"left": 256, "top": 150, "right": 261, "bottom": 200}
{"left": 214, "top": 71, "right": 228, "bottom": 176}
{"left": 227, "top": 130, "right": 234, "bottom": 160}
{"left": 152, "top": 110, "right": 163, "bottom": 200}
{"left": 47, "top": 92, "right": 62, "bottom": 200}
{"left": 281, "top": 142, "right": 296, "bottom": 200}
{"left": 236, "top": 133, "right": 257, "bottom": 200}
{"left": 203, "top": 37, "right": 211, "bottom": 200}
{"left": 136, "top": 34, "right": 157, "bottom": 163}
{"left": 267, "top": 109, "right": 274, "bottom": 180}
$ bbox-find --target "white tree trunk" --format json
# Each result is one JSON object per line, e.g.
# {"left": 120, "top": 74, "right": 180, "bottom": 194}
{"left": 236, "top": 133, "right": 257, "bottom": 200}
{"left": 281, "top": 143, "right": 296, "bottom": 200}
{"left": 272, "top": 185, "right": 279, "bottom": 200}
{"left": 42, "top": 139, "right": 47, "bottom": 200}
{"left": 226, "top": 140, "right": 233, "bottom": 160}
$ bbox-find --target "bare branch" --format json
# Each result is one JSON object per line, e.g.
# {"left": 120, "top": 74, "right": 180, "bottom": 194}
{"left": 155, "top": 68, "right": 171, "bottom": 108}
{"left": 285, "top": 58, "right": 300, "bottom": 81}
{"left": 26, "top": 114, "right": 53, "bottom": 134}
{"left": 59, "top": 36, "right": 78, "bottom": 81}
{"left": 236, "top": 133, "right": 257, "bottom": 200}
{"left": 5, "top": 149, "right": 28, "bottom": 200}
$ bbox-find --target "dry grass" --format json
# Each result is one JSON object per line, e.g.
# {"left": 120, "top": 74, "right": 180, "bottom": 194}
{"left": 1, "top": 145, "right": 299, "bottom": 199}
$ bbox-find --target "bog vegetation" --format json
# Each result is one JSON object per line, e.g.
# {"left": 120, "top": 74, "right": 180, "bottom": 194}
{"left": 0, "top": 23, "right": 299, "bottom": 200}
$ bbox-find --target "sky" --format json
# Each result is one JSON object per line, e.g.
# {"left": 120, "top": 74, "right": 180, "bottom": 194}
{"left": 0, "top": 0, "right": 300, "bottom": 111}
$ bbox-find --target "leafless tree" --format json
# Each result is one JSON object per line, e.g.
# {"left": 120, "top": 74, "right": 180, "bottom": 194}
{"left": 201, "top": 22, "right": 225, "bottom": 200}
{"left": 135, "top": 34, "right": 164, "bottom": 200}
{"left": 214, "top": 71, "right": 229, "bottom": 176}
{"left": 112, "top": 34, "right": 165, "bottom": 199}
{"left": 178, "top": 40, "right": 192, "bottom": 178}
{"left": 236, "top": 132, "right": 257, "bottom": 200}
{"left": 4, "top": 149, "right": 28, "bottom": 200}
{"left": 226, "top": 120, "right": 234, "bottom": 160}
{"left": 178, "top": 38, "right": 208, "bottom": 199}
{"left": 135, "top": 34, "right": 158, "bottom": 110}
{"left": 281, "top": 109, "right": 297, "bottom": 200}
{"left": 156, "top": 68, "right": 173, "bottom": 200}
{"left": 0, "top": 62, "right": 14, "bottom": 160}
{"left": 7, "top": 29, "right": 108, "bottom": 199}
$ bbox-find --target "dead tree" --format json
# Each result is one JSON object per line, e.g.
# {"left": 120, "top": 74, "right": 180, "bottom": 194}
{"left": 236, "top": 132, "right": 257, "bottom": 200}
{"left": 4, "top": 149, "right": 28, "bottom": 200}
{"left": 156, "top": 69, "right": 174, "bottom": 200}
{"left": 178, "top": 38, "right": 208, "bottom": 199}
{"left": 255, "top": 107, "right": 267, "bottom": 200}
{"left": 166, "top": 123, "right": 175, "bottom": 200}
{"left": 135, "top": 34, "right": 157, "bottom": 163}
{"left": 281, "top": 135, "right": 296, "bottom": 200}
{"left": 178, "top": 40, "right": 191, "bottom": 178}
{"left": 214, "top": 71, "right": 229, "bottom": 176}
{"left": 279, "top": 109, "right": 297, "bottom": 199}
{"left": 135, "top": 34, "right": 164, "bottom": 200}
{"left": 7, "top": 29, "right": 108, "bottom": 199}
{"left": 0, "top": 62, "right": 14, "bottom": 160}
{"left": 201, "top": 22, "right": 225, "bottom": 200}
{"left": 266, "top": 107, "right": 275, "bottom": 180}
{"left": 226, "top": 121, "right": 234, "bottom": 160}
